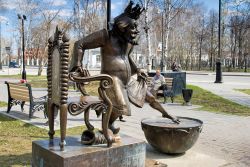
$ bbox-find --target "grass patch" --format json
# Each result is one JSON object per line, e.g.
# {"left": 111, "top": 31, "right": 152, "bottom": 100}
{"left": 84, "top": 81, "right": 99, "bottom": 96}
{"left": 0, "top": 75, "right": 47, "bottom": 88}
{"left": 0, "top": 114, "right": 86, "bottom": 166}
{"left": 168, "top": 85, "right": 250, "bottom": 116}
{"left": 0, "top": 74, "right": 97, "bottom": 90}
{"left": 234, "top": 89, "right": 250, "bottom": 95}
{"left": 0, "top": 79, "right": 250, "bottom": 165}
{"left": 0, "top": 101, "right": 7, "bottom": 107}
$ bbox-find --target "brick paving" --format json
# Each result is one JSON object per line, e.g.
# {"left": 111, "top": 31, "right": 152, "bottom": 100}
{"left": 1, "top": 72, "right": 250, "bottom": 166}
{"left": 1, "top": 102, "right": 250, "bottom": 166}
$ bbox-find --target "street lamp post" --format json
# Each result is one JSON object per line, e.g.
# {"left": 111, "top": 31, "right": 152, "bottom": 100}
{"left": 18, "top": 14, "right": 27, "bottom": 80}
{"left": 0, "top": 21, "right": 2, "bottom": 70}
{"left": 160, "top": 11, "right": 165, "bottom": 72}
{"left": 215, "top": 0, "right": 223, "bottom": 83}
{"left": 6, "top": 46, "right": 11, "bottom": 75}
{"left": 107, "top": 0, "right": 111, "bottom": 30}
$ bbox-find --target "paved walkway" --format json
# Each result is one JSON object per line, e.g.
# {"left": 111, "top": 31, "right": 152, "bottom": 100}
{"left": 0, "top": 72, "right": 250, "bottom": 167}
{"left": 1, "top": 102, "right": 250, "bottom": 167}
{"left": 186, "top": 72, "right": 250, "bottom": 108}
{"left": 189, "top": 81, "right": 250, "bottom": 108}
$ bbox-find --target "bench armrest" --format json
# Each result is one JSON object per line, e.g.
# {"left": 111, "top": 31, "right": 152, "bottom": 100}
{"left": 33, "top": 95, "right": 47, "bottom": 101}
{"left": 69, "top": 72, "right": 113, "bottom": 89}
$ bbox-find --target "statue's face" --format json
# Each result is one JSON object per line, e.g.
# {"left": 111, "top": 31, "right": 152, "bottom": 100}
{"left": 123, "top": 19, "right": 139, "bottom": 44}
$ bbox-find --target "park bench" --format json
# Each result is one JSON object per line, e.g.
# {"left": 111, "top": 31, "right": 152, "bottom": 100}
{"left": 5, "top": 81, "right": 47, "bottom": 118}
{"left": 148, "top": 77, "right": 175, "bottom": 103}
{"left": 157, "top": 77, "right": 175, "bottom": 103}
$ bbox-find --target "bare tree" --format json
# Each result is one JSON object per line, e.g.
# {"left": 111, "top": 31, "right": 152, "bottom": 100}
{"left": 207, "top": 10, "right": 218, "bottom": 71}
{"left": 72, "top": 0, "right": 106, "bottom": 39}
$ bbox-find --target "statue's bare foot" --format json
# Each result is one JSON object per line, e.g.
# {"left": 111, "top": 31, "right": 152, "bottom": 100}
{"left": 109, "top": 124, "right": 120, "bottom": 134}
{"left": 114, "top": 135, "right": 121, "bottom": 142}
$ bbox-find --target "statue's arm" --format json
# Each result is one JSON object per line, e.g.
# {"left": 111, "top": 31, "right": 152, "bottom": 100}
{"left": 128, "top": 49, "right": 138, "bottom": 75}
{"left": 128, "top": 49, "right": 148, "bottom": 81}
{"left": 69, "top": 29, "right": 108, "bottom": 71}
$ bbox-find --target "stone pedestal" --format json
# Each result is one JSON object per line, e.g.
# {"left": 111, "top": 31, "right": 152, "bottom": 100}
{"left": 32, "top": 134, "right": 146, "bottom": 167}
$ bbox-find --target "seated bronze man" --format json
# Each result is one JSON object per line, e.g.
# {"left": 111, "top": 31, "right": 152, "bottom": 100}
{"left": 70, "top": 1, "right": 179, "bottom": 136}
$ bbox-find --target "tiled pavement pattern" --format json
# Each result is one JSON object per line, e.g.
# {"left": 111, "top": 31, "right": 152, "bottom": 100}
{"left": 1, "top": 73, "right": 250, "bottom": 167}
{"left": 1, "top": 102, "right": 250, "bottom": 167}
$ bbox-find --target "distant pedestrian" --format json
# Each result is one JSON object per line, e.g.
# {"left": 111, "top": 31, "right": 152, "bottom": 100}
{"left": 171, "top": 61, "right": 181, "bottom": 72}
{"left": 171, "top": 61, "right": 178, "bottom": 71}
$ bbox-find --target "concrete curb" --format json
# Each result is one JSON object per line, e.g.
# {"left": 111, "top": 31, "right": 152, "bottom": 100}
{"left": 186, "top": 72, "right": 250, "bottom": 77}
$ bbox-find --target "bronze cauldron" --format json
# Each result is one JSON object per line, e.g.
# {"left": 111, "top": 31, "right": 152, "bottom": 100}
{"left": 141, "top": 117, "right": 203, "bottom": 154}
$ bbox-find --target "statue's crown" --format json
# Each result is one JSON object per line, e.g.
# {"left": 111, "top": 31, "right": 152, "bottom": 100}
{"left": 124, "top": 1, "right": 144, "bottom": 20}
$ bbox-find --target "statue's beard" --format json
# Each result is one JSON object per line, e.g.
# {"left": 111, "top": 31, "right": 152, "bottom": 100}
{"left": 112, "top": 27, "right": 138, "bottom": 45}
{"left": 126, "top": 35, "right": 138, "bottom": 45}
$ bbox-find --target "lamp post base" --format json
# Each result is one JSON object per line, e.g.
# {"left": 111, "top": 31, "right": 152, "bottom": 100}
{"left": 214, "top": 61, "right": 223, "bottom": 83}
{"left": 22, "top": 70, "right": 26, "bottom": 80}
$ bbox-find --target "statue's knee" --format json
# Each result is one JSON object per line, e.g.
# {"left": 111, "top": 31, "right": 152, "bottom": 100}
{"left": 146, "top": 95, "right": 155, "bottom": 104}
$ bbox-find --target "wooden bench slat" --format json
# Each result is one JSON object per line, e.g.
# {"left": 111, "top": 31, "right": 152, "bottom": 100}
{"left": 10, "top": 91, "right": 29, "bottom": 97}
{"left": 10, "top": 91, "right": 30, "bottom": 99}
{"left": 9, "top": 85, "right": 29, "bottom": 90}
{"left": 8, "top": 84, "right": 29, "bottom": 89}
{"left": 9, "top": 87, "right": 29, "bottom": 93}
{"left": 11, "top": 94, "right": 30, "bottom": 102}
{"left": 10, "top": 89, "right": 29, "bottom": 99}
{"left": 8, "top": 83, "right": 30, "bottom": 101}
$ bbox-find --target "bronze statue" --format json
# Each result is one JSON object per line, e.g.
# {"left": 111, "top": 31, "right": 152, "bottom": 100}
{"left": 70, "top": 1, "right": 179, "bottom": 140}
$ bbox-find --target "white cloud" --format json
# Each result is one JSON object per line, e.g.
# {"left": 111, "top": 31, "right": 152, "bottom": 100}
{"left": 53, "top": 0, "right": 67, "bottom": 6}
{"left": 44, "top": 9, "right": 72, "bottom": 17}
{"left": 111, "top": 4, "right": 117, "bottom": 10}
{"left": 43, "top": 0, "right": 67, "bottom": 7}
{"left": 0, "top": 1, "right": 18, "bottom": 10}
{"left": 111, "top": 1, "right": 126, "bottom": 10}
{"left": 58, "top": 9, "right": 72, "bottom": 17}
{"left": 0, "top": 16, "right": 8, "bottom": 22}
{"left": 226, "top": 9, "right": 244, "bottom": 16}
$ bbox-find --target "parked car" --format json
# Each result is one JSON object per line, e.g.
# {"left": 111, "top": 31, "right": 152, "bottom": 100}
{"left": 9, "top": 62, "right": 19, "bottom": 68}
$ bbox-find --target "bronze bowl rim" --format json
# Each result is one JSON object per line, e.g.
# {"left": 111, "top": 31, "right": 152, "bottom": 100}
{"left": 141, "top": 116, "right": 203, "bottom": 129}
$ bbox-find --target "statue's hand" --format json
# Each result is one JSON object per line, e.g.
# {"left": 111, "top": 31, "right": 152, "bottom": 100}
{"left": 71, "top": 66, "right": 90, "bottom": 77}
{"left": 137, "top": 69, "right": 148, "bottom": 82}
{"left": 162, "top": 114, "right": 180, "bottom": 124}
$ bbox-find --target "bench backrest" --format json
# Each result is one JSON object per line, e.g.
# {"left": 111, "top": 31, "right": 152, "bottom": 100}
{"left": 47, "top": 26, "right": 69, "bottom": 106}
{"left": 147, "top": 77, "right": 174, "bottom": 90}
{"left": 165, "top": 78, "right": 173, "bottom": 90}
{"left": 5, "top": 82, "right": 32, "bottom": 102}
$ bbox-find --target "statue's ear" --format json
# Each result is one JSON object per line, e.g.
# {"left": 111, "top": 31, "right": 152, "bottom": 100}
{"left": 117, "top": 23, "right": 126, "bottom": 32}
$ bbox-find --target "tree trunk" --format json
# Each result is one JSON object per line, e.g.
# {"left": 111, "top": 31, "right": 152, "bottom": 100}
{"left": 164, "top": 0, "right": 171, "bottom": 71}
{"left": 198, "top": 37, "right": 202, "bottom": 71}
{"left": 38, "top": 59, "right": 48, "bottom": 76}
{"left": 144, "top": 0, "right": 152, "bottom": 72}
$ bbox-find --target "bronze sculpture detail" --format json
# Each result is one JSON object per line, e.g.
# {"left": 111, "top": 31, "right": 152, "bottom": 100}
{"left": 69, "top": 1, "right": 179, "bottom": 147}
{"left": 47, "top": 27, "right": 118, "bottom": 149}
{"left": 47, "top": 27, "right": 69, "bottom": 150}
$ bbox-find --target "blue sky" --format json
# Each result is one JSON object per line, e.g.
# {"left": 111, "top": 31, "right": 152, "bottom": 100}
{"left": 202, "top": 0, "right": 218, "bottom": 11}
{"left": 0, "top": 0, "right": 219, "bottom": 40}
